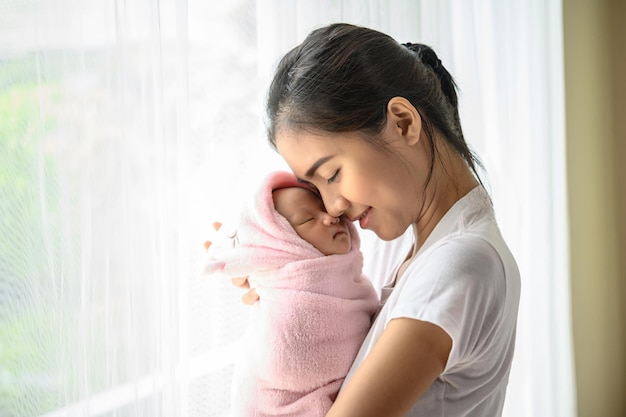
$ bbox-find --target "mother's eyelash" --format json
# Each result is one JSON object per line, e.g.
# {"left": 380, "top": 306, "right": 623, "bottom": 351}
{"left": 327, "top": 169, "right": 340, "bottom": 184}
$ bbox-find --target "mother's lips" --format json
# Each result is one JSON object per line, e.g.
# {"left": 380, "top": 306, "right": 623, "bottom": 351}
{"left": 350, "top": 209, "right": 369, "bottom": 222}
{"left": 357, "top": 208, "right": 371, "bottom": 229}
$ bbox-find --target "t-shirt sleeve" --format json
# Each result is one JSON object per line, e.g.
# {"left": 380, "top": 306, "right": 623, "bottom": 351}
{"left": 389, "top": 235, "right": 506, "bottom": 372}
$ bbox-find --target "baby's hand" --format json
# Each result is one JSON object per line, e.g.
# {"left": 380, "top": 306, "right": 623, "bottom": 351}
{"left": 204, "top": 222, "right": 259, "bottom": 305}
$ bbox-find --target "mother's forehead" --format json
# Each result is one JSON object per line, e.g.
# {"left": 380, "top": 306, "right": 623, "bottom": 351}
{"left": 275, "top": 129, "right": 360, "bottom": 163}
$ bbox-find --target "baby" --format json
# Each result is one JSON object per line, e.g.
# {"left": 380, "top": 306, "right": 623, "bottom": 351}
{"left": 205, "top": 171, "right": 379, "bottom": 417}
{"left": 272, "top": 186, "right": 351, "bottom": 256}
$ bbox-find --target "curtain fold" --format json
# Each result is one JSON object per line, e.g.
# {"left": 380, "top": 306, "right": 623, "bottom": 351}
{"left": 0, "top": 1, "right": 574, "bottom": 416}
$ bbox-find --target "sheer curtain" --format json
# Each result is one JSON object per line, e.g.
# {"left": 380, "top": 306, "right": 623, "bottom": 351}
{"left": 0, "top": 1, "right": 574, "bottom": 417}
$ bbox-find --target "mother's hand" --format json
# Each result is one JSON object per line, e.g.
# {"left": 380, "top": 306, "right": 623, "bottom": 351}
{"left": 204, "top": 222, "right": 259, "bottom": 305}
{"left": 230, "top": 276, "right": 259, "bottom": 305}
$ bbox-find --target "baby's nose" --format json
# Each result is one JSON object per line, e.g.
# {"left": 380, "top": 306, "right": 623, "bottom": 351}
{"left": 322, "top": 213, "right": 340, "bottom": 226}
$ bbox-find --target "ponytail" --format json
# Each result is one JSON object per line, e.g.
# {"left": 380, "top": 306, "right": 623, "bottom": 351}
{"left": 401, "top": 43, "right": 458, "bottom": 108}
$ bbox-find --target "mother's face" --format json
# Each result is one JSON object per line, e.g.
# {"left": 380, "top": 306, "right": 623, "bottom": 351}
{"left": 275, "top": 128, "right": 425, "bottom": 241}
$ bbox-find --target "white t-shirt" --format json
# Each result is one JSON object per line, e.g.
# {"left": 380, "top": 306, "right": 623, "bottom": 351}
{"left": 342, "top": 186, "right": 521, "bottom": 417}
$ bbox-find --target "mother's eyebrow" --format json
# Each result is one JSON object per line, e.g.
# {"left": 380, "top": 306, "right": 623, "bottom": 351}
{"left": 304, "top": 156, "right": 333, "bottom": 178}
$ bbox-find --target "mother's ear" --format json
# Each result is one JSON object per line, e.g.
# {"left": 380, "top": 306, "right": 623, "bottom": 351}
{"left": 386, "top": 97, "right": 422, "bottom": 146}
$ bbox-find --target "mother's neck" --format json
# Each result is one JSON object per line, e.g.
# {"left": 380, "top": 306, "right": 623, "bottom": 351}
{"left": 413, "top": 139, "right": 479, "bottom": 249}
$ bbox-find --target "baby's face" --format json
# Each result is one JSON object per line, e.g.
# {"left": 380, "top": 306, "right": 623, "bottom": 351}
{"left": 273, "top": 187, "right": 351, "bottom": 255}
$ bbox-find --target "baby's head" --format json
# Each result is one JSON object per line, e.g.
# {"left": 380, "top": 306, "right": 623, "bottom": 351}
{"left": 272, "top": 186, "right": 351, "bottom": 255}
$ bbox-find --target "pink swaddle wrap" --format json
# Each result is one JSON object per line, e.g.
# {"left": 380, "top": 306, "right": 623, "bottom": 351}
{"left": 205, "top": 171, "right": 379, "bottom": 417}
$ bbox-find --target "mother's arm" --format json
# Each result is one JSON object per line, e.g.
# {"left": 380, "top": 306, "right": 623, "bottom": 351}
{"left": 326, "top": 318, "right": 452, "bottom": 417}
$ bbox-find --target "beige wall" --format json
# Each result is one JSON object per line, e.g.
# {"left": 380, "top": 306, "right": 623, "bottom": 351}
{"left": 563, "top": 0, "right": 626, "bottom": 416}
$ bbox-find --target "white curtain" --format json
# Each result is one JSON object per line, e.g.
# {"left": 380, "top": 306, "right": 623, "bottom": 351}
{"left": 0, "top": 1, "right": 575, "bottom": 416}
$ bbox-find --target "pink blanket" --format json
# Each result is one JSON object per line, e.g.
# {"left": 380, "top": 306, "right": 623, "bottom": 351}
{"left": 206, "top": 171, "right": 379, "bottom": 417}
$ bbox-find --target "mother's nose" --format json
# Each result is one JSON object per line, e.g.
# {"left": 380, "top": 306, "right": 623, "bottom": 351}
{"left": 321, "top": 193, "right": 349, "bottom": 219}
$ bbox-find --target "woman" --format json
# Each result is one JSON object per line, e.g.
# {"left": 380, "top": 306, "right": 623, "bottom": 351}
{"left": 216, "top": 23, "right": 521, "bottom": 417}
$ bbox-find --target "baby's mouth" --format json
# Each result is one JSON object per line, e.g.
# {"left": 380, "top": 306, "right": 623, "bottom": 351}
{"left": 333, "top": 227, "right": 348, "bottom": 239}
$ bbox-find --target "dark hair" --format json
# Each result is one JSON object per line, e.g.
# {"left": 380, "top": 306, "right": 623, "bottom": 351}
{"left": 266, "top": 23, "right": 483, "bottom": 183}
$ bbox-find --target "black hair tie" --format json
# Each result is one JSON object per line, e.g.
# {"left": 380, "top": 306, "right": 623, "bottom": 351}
{"left": 402, "top": 42, "right": 442, "bottom": 70}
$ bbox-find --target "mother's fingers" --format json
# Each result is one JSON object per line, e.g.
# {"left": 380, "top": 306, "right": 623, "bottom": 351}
{"left": 242, "top": 289, "right": 259, "bottom": 305}
{"left": 231, "top": 276, "right": 250, "bottom": 289}
{"left": 231, "top": 277, "right": 259, "bottom": 305}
